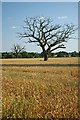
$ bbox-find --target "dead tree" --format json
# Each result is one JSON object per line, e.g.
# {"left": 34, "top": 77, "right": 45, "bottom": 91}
{"left": 12, "top": 44, "right": 25, "bottom": 58}
{"left": 19, "top": 17, "right": 77, "bottom": 61}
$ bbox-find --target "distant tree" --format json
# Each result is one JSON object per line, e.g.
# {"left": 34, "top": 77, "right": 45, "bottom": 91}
{"left": 19, "top": 17, "right": 77, "bottom": 61}
{"left": 71, "top": 51, "right": 78, "bottom": 57}
{"left": 21, "top": 51, "right": 28, "bottom": 58}
{"left": 0, "top": 53, "right": 2, "bottom": 58}
{"left": 57, "top": 51, "right": 69, "bottom": 57}
{"left": 78, "top": 51, "right": 80, "bottom": 57}
{"left": 17, "top": 53, "right": 22, "bottom": 58}
{"left": 12, "top": 54, "right": 16, "bottom": 58}
{"left": 11, "top": 44, "right": 25, "bottom": 58}
{"left": 57, "top": 52, "right": 65, "bottom": 57}
{"left": 2, "top": 52, "right": 14, "bottom": 58}
{"left": 48, "top": 53, "right": 55, "bottom": 58}
{"left": 2, "top": 52, "right": 9, "bottom": 58}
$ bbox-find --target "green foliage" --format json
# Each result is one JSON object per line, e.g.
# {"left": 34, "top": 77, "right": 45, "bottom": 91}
{"left": 48, "top": 53, "right": 55, "bottom": 58}
{"left": 79, "top": 51, "right": 80, "bottom": 57}
{"left": 71, "top": 51, "right": 78, "bottom": 57}
{"left": 1, "top": 51, "right": 79, "bottom": 59}
{"left": 0, "top": 53, "right": 2, "bottom": 58}
{"left": 2, "top": 52, "right": 13, "bottom": 58}
{"left": 57, "top": 52, "right": 68, "bottom": 57}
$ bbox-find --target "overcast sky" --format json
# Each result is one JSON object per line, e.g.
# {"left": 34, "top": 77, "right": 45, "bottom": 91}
{"left": 2, "top": 2, "right": 78, "bottom": 53}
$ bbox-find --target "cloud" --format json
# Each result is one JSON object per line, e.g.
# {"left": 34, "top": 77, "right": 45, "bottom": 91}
{"left": 58, "top": 16, "right": 68, "bottom": 20}
{"left": 12, "top": 26, "right": 16, "bottom": 29}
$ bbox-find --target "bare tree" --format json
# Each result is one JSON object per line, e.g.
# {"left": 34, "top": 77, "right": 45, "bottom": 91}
{"left": 12, "top": 44, "right": 25, "bottom": 58}
{"left": 19, "top": 17, "right": 77, "bottom": 61}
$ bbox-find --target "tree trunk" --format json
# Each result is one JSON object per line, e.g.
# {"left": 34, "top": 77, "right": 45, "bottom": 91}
{"left": 44, "top": 52, "right": 48, "bottom": 61}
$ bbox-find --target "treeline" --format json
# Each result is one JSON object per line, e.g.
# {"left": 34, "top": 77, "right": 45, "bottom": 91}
{"left": 0, "top": 51, "right": 80, "bottom": 59}
{"left": 1, "top": 52, "right": 41, "bottom": 59}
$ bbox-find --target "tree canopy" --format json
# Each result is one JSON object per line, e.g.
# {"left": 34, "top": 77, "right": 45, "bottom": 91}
{"left": 19, "top": 17, "right": 77, "bottom": 61}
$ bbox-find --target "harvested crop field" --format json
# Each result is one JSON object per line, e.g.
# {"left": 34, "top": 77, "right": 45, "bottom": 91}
{"left": 1, "top": 57, "right": 80, "bottom": 119}
{"left": 1, "top": 57, "right": 78, "bottom": 64}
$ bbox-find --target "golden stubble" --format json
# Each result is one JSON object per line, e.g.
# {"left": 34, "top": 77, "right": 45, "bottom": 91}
{"left": 2, "top": 58, "right": 79, "bottom": 118}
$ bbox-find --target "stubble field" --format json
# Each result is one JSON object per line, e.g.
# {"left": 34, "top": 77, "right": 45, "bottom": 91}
{"left": 1, "top": 57, "right": 80, "bottom": 119}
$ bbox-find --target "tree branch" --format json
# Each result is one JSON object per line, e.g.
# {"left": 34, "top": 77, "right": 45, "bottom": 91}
{"left": 19, "top": 17, "right": 77, "bottom": 56}
{"left": 50, "top": 44, "right": 66, "bottom": 52}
